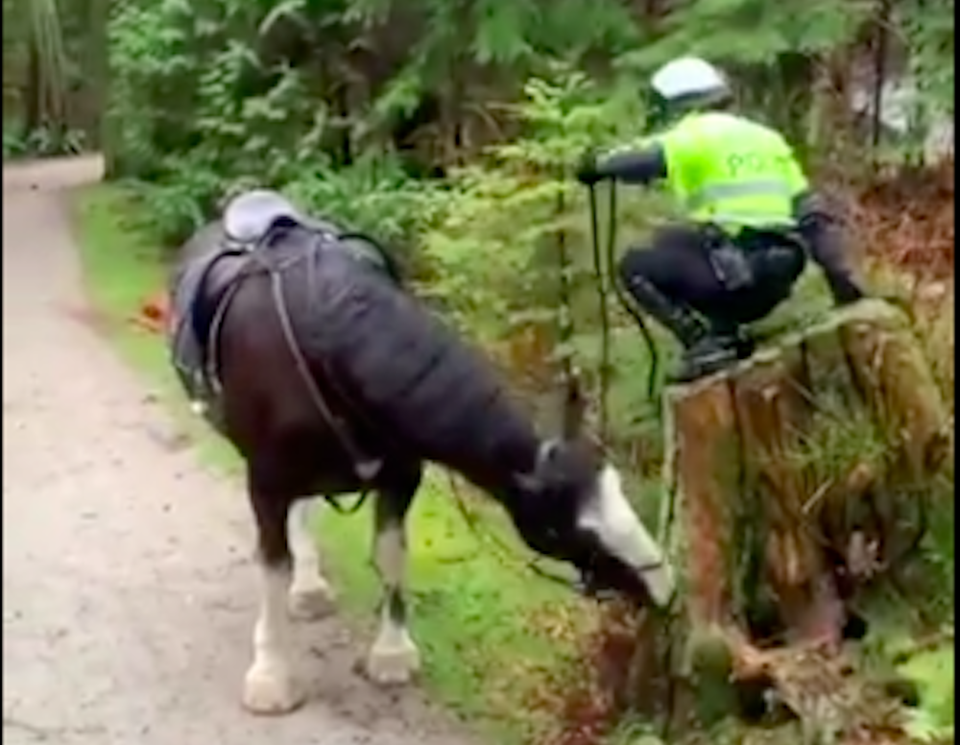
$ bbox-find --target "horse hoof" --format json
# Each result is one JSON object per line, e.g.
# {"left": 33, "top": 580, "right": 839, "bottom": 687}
{"left": 242, "top": 665, "right": 305, "bottom": 715}
{"left": 364, "top": 643, "right": 421, "bottom": 687}
{"left": 288, "top": 585, "right": 336, "bottom": 621}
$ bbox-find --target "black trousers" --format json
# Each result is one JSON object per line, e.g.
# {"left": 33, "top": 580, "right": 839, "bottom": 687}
{"left": 618, "top": 225, "right": 807, "bottom": 330}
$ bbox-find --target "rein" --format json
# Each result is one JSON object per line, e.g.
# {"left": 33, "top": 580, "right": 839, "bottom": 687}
{"left": 267, "top": 266, "right": 375, "bottom": 514}
{"left": 444, "top": 471, "right": 583, "bottom": 591}
{"left": 243, "top": 239, "right": 382, "bottom": 514}
{"left": 586, "top": 180, "right": 682, "bottom": 739}
{"left": 588, "top": 182, "right": 660, "bottom": 406}
{"left": 445, "top": 469, "right": 669, "bottom": 600}
{"left": 446, "top": 467, "right": 681, "bottom": 741}
{"left": 433, "top": 181, "right": 671, "bottom": 599}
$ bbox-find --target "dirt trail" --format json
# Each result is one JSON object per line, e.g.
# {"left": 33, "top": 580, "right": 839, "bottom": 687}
{"left": 1, "top": 156, "right": 478, "bottom": 745}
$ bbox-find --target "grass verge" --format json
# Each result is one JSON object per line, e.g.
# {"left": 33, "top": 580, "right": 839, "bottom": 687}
{"left": 71, "top": 181, "right": 590, "bottom": 744}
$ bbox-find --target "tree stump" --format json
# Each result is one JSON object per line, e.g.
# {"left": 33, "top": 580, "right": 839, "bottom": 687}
{"left": 658, "top": 299, "right": 950, "bottom": 722}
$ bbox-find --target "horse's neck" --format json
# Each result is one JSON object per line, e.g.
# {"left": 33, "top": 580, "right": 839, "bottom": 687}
{"left": 444, "top": 423, "right": 541, "bottom": 509}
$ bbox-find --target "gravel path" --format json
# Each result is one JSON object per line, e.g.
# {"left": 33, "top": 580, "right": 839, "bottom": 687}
{"left": 2, "top": 156, "right": 478, "bottom": 745}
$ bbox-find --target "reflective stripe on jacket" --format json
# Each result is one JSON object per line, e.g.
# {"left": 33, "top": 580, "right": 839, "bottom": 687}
{"left": 657, "top": 112, "right": 808, "bottom": 233}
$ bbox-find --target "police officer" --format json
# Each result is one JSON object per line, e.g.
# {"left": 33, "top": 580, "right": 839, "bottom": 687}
{"left": 577, "top": 56, "right": 865, "bottom": 382}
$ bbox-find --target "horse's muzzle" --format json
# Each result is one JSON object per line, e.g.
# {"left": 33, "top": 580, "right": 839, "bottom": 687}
{"left": 576, "top": 560, "right": 653, "bottom": 608}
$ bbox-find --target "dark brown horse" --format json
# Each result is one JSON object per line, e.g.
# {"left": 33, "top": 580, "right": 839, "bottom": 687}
{"left": 167, "top": 190, "right": 675, "bottom": 715}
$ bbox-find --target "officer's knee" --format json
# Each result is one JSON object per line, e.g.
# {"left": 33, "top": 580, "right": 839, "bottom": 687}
{"left": 617, "top": 247, "right": 653, "bottom": 286}
{"left": 767, "top": 244, "right": 806, "bottom": 284}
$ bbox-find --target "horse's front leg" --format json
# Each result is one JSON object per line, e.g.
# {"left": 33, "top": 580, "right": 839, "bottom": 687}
{"left": 364, "top": 464, "right": 423, "bottom": 686}
{"left": 287, "top": 497, "right": 336, "bottom": 620}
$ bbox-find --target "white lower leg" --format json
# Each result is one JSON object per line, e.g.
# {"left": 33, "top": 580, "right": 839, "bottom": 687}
{"left": 287, "top": 498, "right": 335, "bottom": 620}
{"left": 242, "top": 562, "right": 304, "bottom": 714}
{"left": 365, "top": 525, "right": 420, "bottom": 686}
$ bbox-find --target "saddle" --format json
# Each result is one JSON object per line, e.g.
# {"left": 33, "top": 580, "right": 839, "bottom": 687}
{"left": 222, "top": 189, "right": 341, "bottom": 247}
{"left": 169, "top": 188, "right": 400, "bottom": 433}
{"left": 224, "top": 189, "right": 402, "bottom": 281}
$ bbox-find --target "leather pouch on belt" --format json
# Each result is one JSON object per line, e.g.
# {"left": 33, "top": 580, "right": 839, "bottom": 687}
{"left": 704, "top": 227, "right": 754, "bottom": 292}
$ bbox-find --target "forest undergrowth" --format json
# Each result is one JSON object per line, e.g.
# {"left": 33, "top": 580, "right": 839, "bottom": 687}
{"left": 542, "top": 162, "right": 955, "bottom": 745}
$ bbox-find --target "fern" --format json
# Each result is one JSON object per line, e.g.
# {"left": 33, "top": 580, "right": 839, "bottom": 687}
{"left": 471, "top": 0, "right": 536, "bottom": 64}
{"left": 900, "top": 648, "right": 955, "bottom": 743}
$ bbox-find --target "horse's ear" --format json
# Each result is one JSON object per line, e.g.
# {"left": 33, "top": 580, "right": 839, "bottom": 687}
{"left": 541, "top": 439, "right": 562, "bottom": 464}
{"left": 561, "top": 373, "right": 587, "bottom": 441}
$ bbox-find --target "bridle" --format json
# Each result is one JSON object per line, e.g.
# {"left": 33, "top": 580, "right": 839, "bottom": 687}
{"left": 444, "top": 440, "right": 670, "bottom": 604}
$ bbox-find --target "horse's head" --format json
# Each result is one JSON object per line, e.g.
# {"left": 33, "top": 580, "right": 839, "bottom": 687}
{"left": 508, "top": 385, "right": 675, "bottom": 608}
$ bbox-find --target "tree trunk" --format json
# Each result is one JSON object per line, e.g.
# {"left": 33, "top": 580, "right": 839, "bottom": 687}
{"left": 658, "top": 299, "right": 949, "bottom": 726}
{"left": 26, "top": 44, "right": 41, "bottom": 131}
{"left": 86, "top": 0, "right": 108, "bottom": 151}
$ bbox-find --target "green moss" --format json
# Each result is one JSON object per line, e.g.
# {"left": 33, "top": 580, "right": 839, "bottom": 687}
{"left": 899, "top": 646, "right": 955, "bottom": 742}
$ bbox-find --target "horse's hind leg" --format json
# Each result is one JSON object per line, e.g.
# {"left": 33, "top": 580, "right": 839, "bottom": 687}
{"left": 287, "top": 497, "right": 336, "bottom": 620}
{"left": 364, "top": 464, "right": 423, "bottom": 686}
{"left": 242, "top": 481, "right": 305, "bottom": 715}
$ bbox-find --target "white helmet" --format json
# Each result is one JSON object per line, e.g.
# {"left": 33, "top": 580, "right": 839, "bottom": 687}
{"left": 650, "top": 56, "right": 731, "bottom": 105}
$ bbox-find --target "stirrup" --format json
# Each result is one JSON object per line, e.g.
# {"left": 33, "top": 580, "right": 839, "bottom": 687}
{"left": 671, "top": 342, "right": 740, "bottom": 384}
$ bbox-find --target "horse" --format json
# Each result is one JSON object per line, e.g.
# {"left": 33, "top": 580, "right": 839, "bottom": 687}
{"left": 166, "top": 189, "right": 675, "bottom": 715}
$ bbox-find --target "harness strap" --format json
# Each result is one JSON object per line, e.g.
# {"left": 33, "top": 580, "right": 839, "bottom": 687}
{"left": 204, "top": 279, "right": 244, "bottom": 397}
{"left": 267, "top": 266, "right": 383, "bottom": 487}
{"left": 688, "top": 178, "right": 796, "bottom": 209}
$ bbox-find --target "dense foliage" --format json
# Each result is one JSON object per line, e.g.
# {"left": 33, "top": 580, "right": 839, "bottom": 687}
{"left": 93, "top": 0, "right": 953, "bottom": 237}
{"left": 91, "top": 0, "right": 954, "bottom": 455}
{"left": 7, "top": 0, "right": 952, "bottom": 259}
{"left": 3, "top": 0, "right": 107, "bottom": 155}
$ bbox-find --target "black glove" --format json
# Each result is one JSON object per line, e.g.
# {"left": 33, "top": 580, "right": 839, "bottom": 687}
{"left": 575, "top": 152, "right": 603, "bottom": 186}
{"left": 830, "top": 276, "right": 865, "bottom": 306}
{"left": 797, "top": 211, "right": 865, "bottom": 308}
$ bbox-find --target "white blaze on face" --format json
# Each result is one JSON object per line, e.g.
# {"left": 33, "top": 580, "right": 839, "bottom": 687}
{"left": 576, "top": 465, "right": 676, "bottom": 607}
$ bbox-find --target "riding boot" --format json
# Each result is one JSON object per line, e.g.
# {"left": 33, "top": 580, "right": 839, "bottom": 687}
{"left": 707, "top": 318, "right": 756, "bottom": 359}
{"left": 623, "top": 275, "right": 740, "bottom": 382}
{"left": 676, "top": 336, "right": 742, "bottom": 382}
